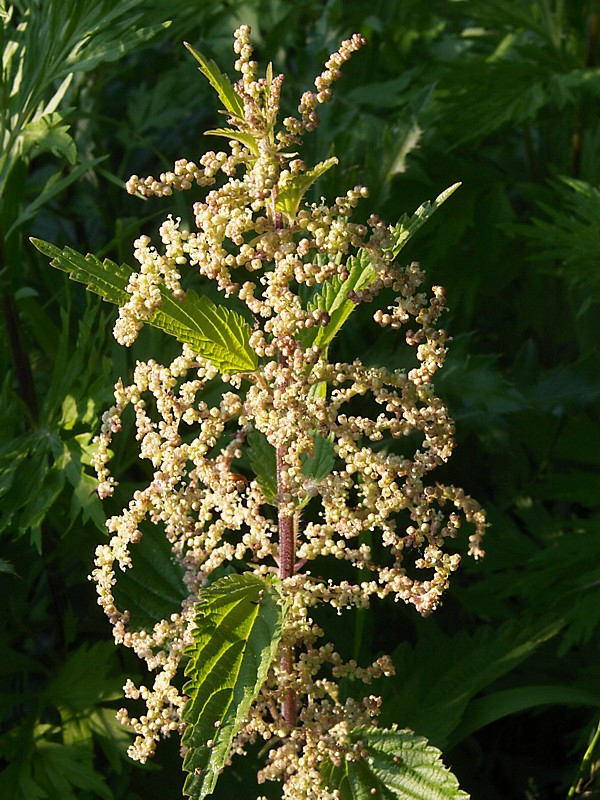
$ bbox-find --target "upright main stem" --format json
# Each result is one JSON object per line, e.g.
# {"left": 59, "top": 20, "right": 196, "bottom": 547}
{"left": 277, "top": 450, "right": 297, "bottom": 727}
{"left": 272, "top": 204, "right": 297, "bottom": 727}
{"left": 276, "top": 351, "right": 297, "bottom": 727}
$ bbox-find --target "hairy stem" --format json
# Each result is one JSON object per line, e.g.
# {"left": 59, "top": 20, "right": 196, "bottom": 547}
{"left": 277, "top": 437, "right": 297, "bottom": 728}
{"left": 276, "top": 331, "right": 297, "bottom": 726}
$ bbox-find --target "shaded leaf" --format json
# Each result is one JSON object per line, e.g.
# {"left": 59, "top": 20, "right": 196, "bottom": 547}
{"left": 31, "top": 739, "right": 112, "bottom": 800}
{"left": 0, "top": 559, "right": 17, "bottom": 576}
{"left": 380, "top": 617, "right": 564, "bottom": 748}
{"left": 44, "top": 642, "right": 124, "bottom": 711}
{"left": 7, "top": 156, "right": 106, "bottom": 238}
{"left": 450, "top": 685, "right": 600, "bottom": 746}
{"left": 113, "top": 524, "right": 187, "bottom": 632}
{"left": 519, "top": 177, "right": 600, "bottom": 290}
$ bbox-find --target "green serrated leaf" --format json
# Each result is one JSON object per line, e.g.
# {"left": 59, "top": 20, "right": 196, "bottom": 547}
{"left": 181, "top": 573, "right": 288, "bottom": 799}
{"left": 388, "top": 183, "right": 462, "bottom": 257}
{"left": 301, "top": 433, "right": 335, "bottom": 482}
{"left": 204, "top": 128, "right": 259, "bottom": 156}
{"left": 247, "top": 430, "right": 278, "bottom": 503}
{"left": 303, "top": 249, "right": 376, "bottom": 355}
{"left": 113, "top": 524, "right": 187, "bottom": 632}
{"left": 183, "top": 41, "right": 245, "bottom": 119}
{"left": 276, "top": 157, "right": 338, "bottom": 219}
{"left": 30, "top": 239, "right": 257, "bottom": 374}
{"left": 320, "top": 726, "right": 469, "bottom": 800}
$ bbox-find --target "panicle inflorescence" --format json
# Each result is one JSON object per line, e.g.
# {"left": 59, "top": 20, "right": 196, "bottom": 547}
{"left": 91, "top": 26, "right": 486, "bottom": 792}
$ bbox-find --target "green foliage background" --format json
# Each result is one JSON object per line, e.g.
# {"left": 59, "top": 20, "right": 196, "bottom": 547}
{"left": 1, "top": 0, "right": 599, "bottom": 797}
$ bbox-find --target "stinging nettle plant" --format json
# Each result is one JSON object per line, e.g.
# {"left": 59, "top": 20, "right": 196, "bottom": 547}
{"left": 33, "top": 26, "right": 487, "bottom": 800}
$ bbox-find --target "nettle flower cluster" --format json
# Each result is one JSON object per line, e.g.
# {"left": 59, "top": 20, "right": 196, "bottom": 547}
{"left": 91, "top": 26, "right": 486, "bottom": 796}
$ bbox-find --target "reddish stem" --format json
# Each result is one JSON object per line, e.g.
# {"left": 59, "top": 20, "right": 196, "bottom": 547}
{"left": 277, "top": 448, "right": 297, "bottom": 728}
{"left": 276, "top": 345, "right": 297, "bottom": 726}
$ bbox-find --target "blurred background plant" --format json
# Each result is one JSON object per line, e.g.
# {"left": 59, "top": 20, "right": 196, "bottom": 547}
{"left": 1, "top": 1, "right": 599, "bottom": 798}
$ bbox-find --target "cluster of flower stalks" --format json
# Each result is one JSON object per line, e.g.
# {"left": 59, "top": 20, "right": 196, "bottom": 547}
{"left": 90, "top": 26, "right": 486, "bottom": 796}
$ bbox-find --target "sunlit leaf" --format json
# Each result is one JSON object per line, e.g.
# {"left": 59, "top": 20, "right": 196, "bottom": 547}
{"left": 387, "top": 183, "right": 462, "bottom": 257}
{"left": 319, "top": 726, "right": 469, "bottom": 800}
{"left": 204, "top": 128, "right": 259, "bottom": 156}
{"left": 183, "top": 41, "right": 245, "bottom": 119}
{"left": 19, "top": 113, "right": 76, "bottom": 163}
{"left": 30, "top": 239, "right": 257, "bottom": 374}
{"left": 276, "top": 157, "right": 338, "bottom": 219}
{"left": 182, "top": 573, "right": 288, "bottom": 799}
{"left": 303, "top": 249, "right": 376, "bottom": 355}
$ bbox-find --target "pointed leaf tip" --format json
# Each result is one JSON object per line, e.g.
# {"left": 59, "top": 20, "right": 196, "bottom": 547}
{"left": 183, "top": 41, "right": 244, "bottom": 119}
{"left": 31, "top": 239, "right": 257, "bottom": 374}
{"left": 320, "top": 726, "right": 469, "bottom": 800}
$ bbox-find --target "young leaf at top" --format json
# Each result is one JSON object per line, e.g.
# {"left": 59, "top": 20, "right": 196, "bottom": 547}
{"left": 181, "top": 573, "right": 289, "bottom": 800}
{"left": 183, "top": 41, "right": 245, "bottom": 120}
{"left": 319, "top": 726, "right": 469, "bottom": 800}
{"left": 30, "top": 239, "right": 257, "bottom": 374}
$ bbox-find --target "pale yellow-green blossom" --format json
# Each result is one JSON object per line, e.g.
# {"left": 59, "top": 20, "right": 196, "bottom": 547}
{"left": 91, "top": 25, "right": 486, "bottom": 793}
